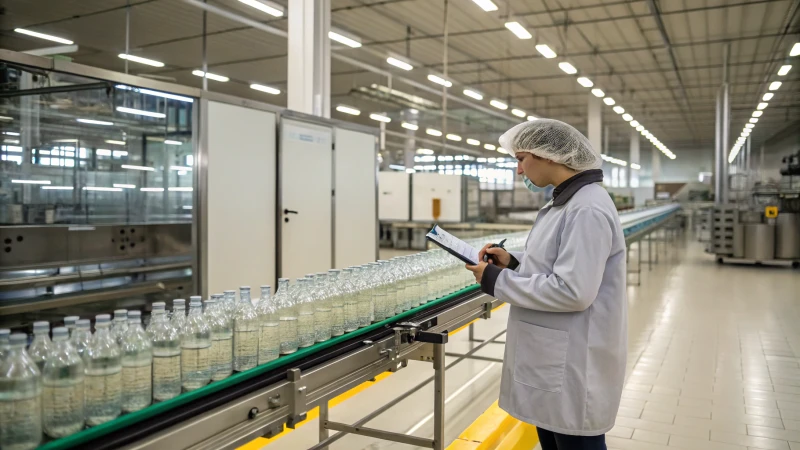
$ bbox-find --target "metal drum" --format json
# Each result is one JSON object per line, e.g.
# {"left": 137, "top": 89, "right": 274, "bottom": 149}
{"left": 775, "top": 213, "right": 800, "bottom": 259}
{"left": 744, "top": 224, "right": 775, "bottom": 261}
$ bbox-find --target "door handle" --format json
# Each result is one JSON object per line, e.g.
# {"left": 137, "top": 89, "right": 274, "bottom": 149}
{"left": 284, "top": 209, "right": 298, "bottom": 215}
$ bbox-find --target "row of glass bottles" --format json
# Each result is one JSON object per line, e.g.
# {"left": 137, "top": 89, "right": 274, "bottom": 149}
{"left": 0, "top": 232, "right": 527, "bottom": 447}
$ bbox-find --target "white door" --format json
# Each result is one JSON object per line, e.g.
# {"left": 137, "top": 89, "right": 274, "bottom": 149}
{"left": 280, "top": 118, "right": 333, "bottom": 279}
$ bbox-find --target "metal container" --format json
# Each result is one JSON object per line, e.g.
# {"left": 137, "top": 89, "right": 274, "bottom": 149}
{"left": 744, "top": 224, "right": 775, "bottom": 261}
{"left": 775, "top": 213, "right": 800, "bottom": 259}
{"left": 733, "top": 224, "right": 745, "bottom": 258}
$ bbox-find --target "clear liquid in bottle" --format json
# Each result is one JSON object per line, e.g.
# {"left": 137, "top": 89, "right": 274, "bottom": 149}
{"left": 42, "top": 327, "right": 84, "bottom": 438}
{"left": 84, "top": 314, "right": 122, "bottom": 427}
{"left": 149, "top": 302, "right": 182, "bottom": 401}
{"left": 257, "top": 286, "right": 279, "bottom": 364}
{"left": 275, "top": 279, "right": 298, "bottom": 354}
{"left": 181, "top": 300, "right": 211, "bottom": 391}
{"left": 233, "top": 288, "right": 259, "bottom": 371}
{"left": 0, "top": 333, "right": 42, "bottom": 450}
{"left": 120, "top": 310, "right": 152, "bottom": 413}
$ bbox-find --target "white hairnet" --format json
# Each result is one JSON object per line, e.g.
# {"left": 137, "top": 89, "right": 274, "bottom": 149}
{"left": 498, "top": 119, "right": 602, "bottom": 171}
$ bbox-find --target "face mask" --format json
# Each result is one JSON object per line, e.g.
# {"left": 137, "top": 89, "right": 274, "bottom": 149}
{"left": 522, "top": 175, "right": 545, "bottom": 192}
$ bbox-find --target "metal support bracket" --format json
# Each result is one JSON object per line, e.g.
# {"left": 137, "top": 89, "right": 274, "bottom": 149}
{"left": 324, "top": 421, "right": 434, "bottom": 447}
{"left": 286, "top": 368, "right": 308, "bottom": 429}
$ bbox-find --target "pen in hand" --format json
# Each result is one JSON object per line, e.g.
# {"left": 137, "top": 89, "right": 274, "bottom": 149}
{"left": 482, "top": 238, "right": 507, "bottom": 263}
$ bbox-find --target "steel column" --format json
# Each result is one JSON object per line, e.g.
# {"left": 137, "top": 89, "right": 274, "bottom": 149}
{"left": 287, "top": 0, "right": 331, "bottom": 117}
{"left": 433, "top": 343, "right": 446, "bottom": 450}
{"left": 319, "top": 401, "right": 329, "bottom": 449}
{"left": 587, "top": 93, "right": 603, "bottom": 155}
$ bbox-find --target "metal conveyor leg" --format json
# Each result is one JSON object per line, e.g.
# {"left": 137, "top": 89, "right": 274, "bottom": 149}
{"left": 319, "top": 401, "right": 329, "bottom": 449}
{"left": 433, "top": 342, "right": 446, "bottom": 450}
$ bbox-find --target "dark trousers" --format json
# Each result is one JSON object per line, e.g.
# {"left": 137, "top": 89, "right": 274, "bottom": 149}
{"left": 536, "top": 428, "right": 606, "bottom": 450}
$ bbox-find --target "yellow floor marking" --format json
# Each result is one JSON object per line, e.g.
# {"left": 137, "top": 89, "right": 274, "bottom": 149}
{"left": 448, "top": 400, "right": 539, "bottom": 450}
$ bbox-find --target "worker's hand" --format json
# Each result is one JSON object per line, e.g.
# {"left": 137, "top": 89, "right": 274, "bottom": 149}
{"left": 465, "top": 261, "right": 488, "bottom": 284}
{"left": 478, "top": 243, "right": 511, "bottom": 268}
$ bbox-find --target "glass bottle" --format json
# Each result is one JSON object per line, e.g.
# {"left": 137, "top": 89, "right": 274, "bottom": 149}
{"left": 276, "top": 279, "right": 298, "bottom": 354}
{"left": 63, "top": 316, "right": 79, "bottom": 339}
{"left": 341, "top": 268, "right": 359, "bottom": 332}
{"left": 223, "top": 290, "right": 237, "bottom": 321}
{"left": 42, "top": 326, "right": 84, "bottom": 438}
{"left": 111, "top": 309, "right": 128, "bottom": 345}
{"left": 233, "top": 287, "right": 259, "bottom": 371}
{"left": 207, "top": 298, "right": 233, "bottom": 381}
{"left": 373, "top": 261, "right": 389, "bottom": 321}
{"left": 27, "top": 321, "right": 52, "bottom": 373}
{"left": 312, "top": 273, "right": 332, "bottom": 342}
{"left": 0, "top": 329, "right": 9, "bottom": 361}
{"left": 414, "top": 255, "right": 429, "bottom": 305}
{"left": 171, "top": 299, "right": 187, "bottom": 339}
{"left": 355, "top": 266, "right": 372, "bottom": 328}
{"left": 149, "top": 302, "right": 182, "bottom": 401}
{"left": 120, "top": 310, "right": 152, "bottom": 413}
{"left": 84, "top": 314, "right": 122, "bottom": 426}
{"left": 326, "top": 270, "right": 345, "bottom": 337}
{"left": 295, "top": 277, "right": 316, "bottom": 348}
{"left": 0, "top": 333, "right": 42, "bottom": 450}
{"left": 181, "top": 300, "right": 211, "bottom": 391}
{"left": 70, "top": 319, "right": 92, "bottom": 359}
{"left": 256, "top": 286, "right": 279, "bottom": 364}
{"left": 379, "top": 261, "right": 398, "bottom": 319}
{"left": 390, "top": 258, "right": 407, "bottom": 314}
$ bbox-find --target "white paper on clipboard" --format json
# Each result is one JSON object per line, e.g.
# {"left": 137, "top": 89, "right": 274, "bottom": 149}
{"left": 426, "top": 225, "right": 480, "bottom": 265}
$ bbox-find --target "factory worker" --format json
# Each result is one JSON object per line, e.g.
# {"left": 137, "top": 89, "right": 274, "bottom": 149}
{"left": 466, "top": 119, "right": 626, "bottom": 450}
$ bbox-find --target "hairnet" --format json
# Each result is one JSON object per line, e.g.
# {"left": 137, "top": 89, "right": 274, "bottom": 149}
{"left": 498, "top": 119, "right": 602, "bottom": 171}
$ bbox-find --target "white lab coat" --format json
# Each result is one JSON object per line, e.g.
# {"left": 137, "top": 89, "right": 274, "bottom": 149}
{"left": 494, "top": 183, "right": 627, "bottom": 436}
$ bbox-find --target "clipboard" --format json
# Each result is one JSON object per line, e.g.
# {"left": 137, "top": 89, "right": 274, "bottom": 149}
{"left": 426, "top": 224, "right": 480, "bottom": 265}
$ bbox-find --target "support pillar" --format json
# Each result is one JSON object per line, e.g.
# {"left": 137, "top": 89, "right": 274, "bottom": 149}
{"left": 287, "top": 0, "right": 331, "bottom": 117}
{"left": 587, "top": 94, "right": 602, "bottom": 155}
{"left": 714, "top": 43, "right": 730, "bottom": 204}
{"left": 629, "top": 129, "right": 640, "bottom": 188}
{"left": 403, "top": 109, "right": 418, "bottom": 169}
{"left": 651, "top": 145, "right": 661, "bottom": 183}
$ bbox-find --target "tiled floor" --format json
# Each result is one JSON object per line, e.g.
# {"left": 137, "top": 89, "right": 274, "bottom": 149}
{"left": 269, "top": 237, "right": 800, "bottom": 450}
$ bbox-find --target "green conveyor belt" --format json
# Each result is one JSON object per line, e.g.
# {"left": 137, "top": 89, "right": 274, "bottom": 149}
{"left": 37, "top": 284, "right": 482, "bottom": 450}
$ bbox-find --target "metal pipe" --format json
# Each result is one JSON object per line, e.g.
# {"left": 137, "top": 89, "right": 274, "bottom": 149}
{"left": 125, "top": 0, "right": 131, "bottom": 74}
{"left": 720, "top": 43, "right": 731, "bottom": 204}
{"left": 306, "top": 328, "right": 507, "bottom": 450}
{"left": 202, "top": 0, "right": 208, "bottom": 91}
{"left": 441, "top": 0, "right": 449, "bottom": 155}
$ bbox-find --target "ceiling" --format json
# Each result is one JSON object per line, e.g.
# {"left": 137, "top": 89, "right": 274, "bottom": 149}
{"left": 1, "top": 0, "right": 799, "bottom": 166}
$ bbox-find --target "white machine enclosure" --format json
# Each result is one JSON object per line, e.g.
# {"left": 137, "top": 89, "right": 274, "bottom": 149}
{"left": 378, "top": 172, "right": 411, "bottom": 221}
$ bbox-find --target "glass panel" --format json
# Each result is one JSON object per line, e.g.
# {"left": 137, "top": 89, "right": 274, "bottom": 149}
{"left": 0, "top": 65, "right": 196, "bottom": 225}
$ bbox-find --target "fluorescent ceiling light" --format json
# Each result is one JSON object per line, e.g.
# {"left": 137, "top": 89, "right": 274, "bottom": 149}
{"left": 12, "top": 179, "right": 51, "bottom": 185}
{"left": 426, "top": 128, "right": 442, "bottom": 137}
{"left": 504, "top": 21, "right": 532, "bottom": 40}
{"left": 471, "top": 0, "right": 498, "bottom": 11}
{"left": 328, "top": 31, "right": 361, "bottom": 48}
{"left": 622, "top": 113, "right": 633, "bottom": 121}
{"left": 77, "top": 118, "right": 114, "bottom": 126}
{"left": 640, "top": 129, "right": 648, "bottom": 136}
{"left": 762, "top": 93, "right": 774, "bottom": 101}
{"left": 630, "top": 163, "right": 641, "bottom": 170}
{"left": 417, "top": 148, "right": 434, "bottom": 155}
{"left": 237, "top": 0, "right": 284, "bottom": 16}
{"left": 114, "top": 184, "right": 136, "bottom": 189}
{"left": 191, "top": 70, "right": 229, "bottom": 82}
{"left": 164, "top": 140, "right": 182, "bottom": 145}
{"left": 250, "top": 83, "right": 280, "bottom": 95}
{"left": 427, "top": 74, "right": 452, "bottom": 87}
{"left": 118, "top": 54, "right": 164, "bottom": 67}
{"left": 757, "top": 102, "right": 768, "bottom": 110}
{"left": 752, "top": 111, "right": 763, "bottom": 117}
{"left": 791, "top": 42, "right": 800, "bottom": 57}
{"left": 116, "top": 85, "right": 194, "bottom": 103}
{"left": 168, "top": 187, "right": 193, "bottom": 192}
{"left": 14, "top": 28, "right": 73, "bottom": 45}
{"left": 386, "top": 57, "right": 413, "bottom": 71}
{"left": 336, "top": 105, "right": 360, "bottom": 116}
{"left": 3, "top": 131, "right": 20, "bottom": 136}
{"left": 750, "top": 118, "right": 758, "bottom": 124}
{"left": 558, "top": 62, "right": 577, "bottom": 75}
{"left": 745, "top": 123, "right": 755, "bottom": 129}
{"left": 116, "top": 106, "right": 165, "bottom": 118}
{"left": 42, "top": 186, "right": 73, "bottom": 190}
{"left": 463, "top": 89, "right": 484, "bottom": 100}
{"left": 591, "top": 88, "right": 605, "bottom": 97}
{"left": 121, "top": 164, "right": 155, "bottom": 172}
{"left": 777, "top": 65, "right": 791, "bottom": 76}
{"left": 484, "top": 143, "right": 496, "bottom": 150}
{"left": 105, "top": 140, "right": 126, "bottom": 145}
{"left": 96, "top": 149, "right": 112, "bottom": 156}
{"left": 401, "top": 122, "right": 419, "bottom": 131}
{"left": 170, "top": 166, "right": 192, "bottom": 171}
{"left": 603, "top": 97, "right": 615, "bottom": 106}
{"left": 768, "top": 81, "right": 782, "bottom": 91}
{"left": 497, "top": 147, "right": 507, "bottom": 154}
{"left": 490, "top": 100, "right": 508, "bottom": 110}
{"left": 636, "top": 125, "right": 644, "bottom": 131}
{"left": 527, "top": 115, "right": 537, "bottom": 121}
{"left": 535, "top": 44, "right": 557, "bottom": 59}
{"left": 511, "top": 108, "right": 526, "bottom": 118}
{"left": 83, "top": 186, "right": 122, "bottom": 192}
{"left": 630, "top": 120, "right": 640, "bottom": 127}
{"left": 613, "top": 106, "right": 625, "bottom": 114}
{"left": 466, "top": 138, "right": 480, "bottom": 146}
{"left": 0, "top": 116, "right": 12, "bottom": 121}
{"left": 577, "top": 77, "right": 593, "bottom": 88}
{"left": 369, "top": 113, "right": 391, "bottom": 123}
{"left": 446, "top": 134, "right": 462, "bottom": 142}
{"left": 4, "top": 139, "right": 19, "bottom": 144}
{"left": 141, "top": 187, "right": 165, "bottom": 192}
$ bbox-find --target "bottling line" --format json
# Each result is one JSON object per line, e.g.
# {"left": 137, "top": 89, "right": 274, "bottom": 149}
{"left": 18, "top": 204, "right": 681, "bottom": 450}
